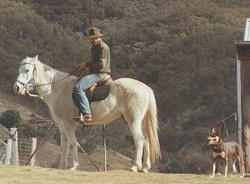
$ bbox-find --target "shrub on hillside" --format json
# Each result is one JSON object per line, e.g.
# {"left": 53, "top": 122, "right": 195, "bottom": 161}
{"left": 0, "top": 109, "right": 21, "bottom": 128}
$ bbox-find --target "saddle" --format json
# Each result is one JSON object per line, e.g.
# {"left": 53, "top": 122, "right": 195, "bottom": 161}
{"left": 85, "top": 75, "right": 113, "bottom": 102}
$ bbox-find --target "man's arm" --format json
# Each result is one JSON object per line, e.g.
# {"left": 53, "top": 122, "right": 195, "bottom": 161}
{"left": 86, "top": 47, "right": 108, "bottom": 70}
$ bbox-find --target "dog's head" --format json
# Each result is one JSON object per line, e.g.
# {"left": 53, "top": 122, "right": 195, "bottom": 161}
{"left": 207, "top": 127, "right": 221, "bottom": 145}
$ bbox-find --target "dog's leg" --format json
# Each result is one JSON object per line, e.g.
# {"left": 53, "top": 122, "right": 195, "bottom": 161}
{"left": 232, "top": 157, "right": 237, "bottom": 174}
{"left": 224, "top": 158, "right": 228, "bottom": 177}
{"left": 211, "top": 159, "right": 217, "bottom": 177}
{"left": 238, "top": 155, "right": 245, "bottom": 178}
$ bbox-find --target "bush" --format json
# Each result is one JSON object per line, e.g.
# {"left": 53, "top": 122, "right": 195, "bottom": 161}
{"left": 0, "top": 109, "right": 21, "bottom": 128}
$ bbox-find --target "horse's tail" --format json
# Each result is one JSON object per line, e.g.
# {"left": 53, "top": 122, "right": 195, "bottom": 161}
{"left": 143, "top": 88, "right": 161, "bottom": 164}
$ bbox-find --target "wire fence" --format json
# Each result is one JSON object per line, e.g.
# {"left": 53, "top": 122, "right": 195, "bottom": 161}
{"left": 18, "top": 138, "right": 32, "bottom": 165}
{"left": 0, "top": 124, "right": 11, "bottom": 163}
{"left": 209, "top": 113, "right": 238, "bottom": 142}
{"left": 0, "top": 120, "right": 134, "bottom": 171}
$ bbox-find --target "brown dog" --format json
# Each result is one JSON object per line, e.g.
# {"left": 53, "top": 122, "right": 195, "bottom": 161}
{"left": 207, "top": 127, "right": 244, "bottom": 177}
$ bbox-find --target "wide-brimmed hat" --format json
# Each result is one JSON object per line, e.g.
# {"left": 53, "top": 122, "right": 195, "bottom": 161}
{"left": 88, "top": 28, "right": 103, "bottom": 39}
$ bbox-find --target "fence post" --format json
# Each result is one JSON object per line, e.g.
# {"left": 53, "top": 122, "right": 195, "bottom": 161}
{"left": 30, "top": 137, "right": 37, "bottom": 166}
{"left": 5, "top": 138, "right": 12, "bottom": 165}
{"left": 103, "top": 124, "right": 107, "bottom": 171}
{"left": 10, "top": 128, "right": 19, "bottom": 165}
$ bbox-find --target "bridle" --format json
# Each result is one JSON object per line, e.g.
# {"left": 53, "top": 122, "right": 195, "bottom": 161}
{"left": 16, "top": 62, "right": 37, "bottom": 94}
{"left": 16, "top": 62, "right": 72, "bottom": 99}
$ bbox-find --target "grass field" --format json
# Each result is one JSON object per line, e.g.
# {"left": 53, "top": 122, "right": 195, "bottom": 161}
{"left": 0, "top": 165, "right": 249, "bottom": 184}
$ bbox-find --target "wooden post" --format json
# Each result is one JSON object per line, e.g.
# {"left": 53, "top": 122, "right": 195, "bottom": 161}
{"left": 30, "top": 138, "right": 37, "bottom": 166}
{"left": 236, "top": 58, "right": 243, "bottom": 146}
{"left": 10, "top": 128, "right": 19, "bottom": 165}
{"left": 235, "top": 39, "right": 250, "bottom": 172}
{"left": 5, "top": 139, "right": 12, "bottom": 165}
{"left": 242, "top": 19, "right": 250, "bottom": 172}
{"left": 103, "top": 124, "right": 107, "bottom": 171}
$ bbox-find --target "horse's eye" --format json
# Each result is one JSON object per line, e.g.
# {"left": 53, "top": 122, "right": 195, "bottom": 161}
{"left": 26, "top": 69, "right": 30, "bottom": 72}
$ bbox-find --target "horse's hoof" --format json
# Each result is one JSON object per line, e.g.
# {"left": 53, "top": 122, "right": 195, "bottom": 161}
{"left": 142, "top": 168, "right": 148, "bottom": 173}
{"left": 131, "top": 166, "right": 137, "bottom": 172}
{"left": 69, "top": 167, "right": 76, "bottom": 171}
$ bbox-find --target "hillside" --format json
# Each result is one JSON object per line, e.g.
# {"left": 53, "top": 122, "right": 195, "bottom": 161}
{"left": 0, "top": 90, "right": 49, "bottom": 120}
{"left": 1, "top": 0, "right": 250, "bottom": 173}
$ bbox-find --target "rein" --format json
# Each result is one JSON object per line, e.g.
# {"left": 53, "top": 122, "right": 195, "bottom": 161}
{"left": 30, "top": 75, "right": 71, "bottom": 99}
{"left": 33, "top": 75, "right": 70, "bottom": 88}
{"left": 33, "top": 66, "right": 82, "bottom": 87}
{"left": 17, "top": 62, "right": 81, "bottom": 99}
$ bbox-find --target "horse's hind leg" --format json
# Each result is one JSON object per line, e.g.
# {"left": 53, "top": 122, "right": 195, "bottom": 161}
{"left": 131, "top": 133, "right": 144, "bottom": 172}
{"left": 142, "top": 140, "right": 151, "bottom": 173}
{"left": 124, "top": 113, "right": 144, "bottom": 172}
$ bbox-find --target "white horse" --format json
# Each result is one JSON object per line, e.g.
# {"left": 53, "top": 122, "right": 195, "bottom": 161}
{"left": 13, "top": 56, "right": 161, "bottom": 173}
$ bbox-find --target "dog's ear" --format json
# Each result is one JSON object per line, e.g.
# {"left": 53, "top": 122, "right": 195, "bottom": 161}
{"left": 216, "top": 127, "right": 221, "bottom": 136}
{"left": 211, "top": 128, "right": 216, "bottom": 135}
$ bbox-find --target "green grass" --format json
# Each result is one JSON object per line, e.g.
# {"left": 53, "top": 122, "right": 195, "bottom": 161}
{"left": 0, "top": 165, "right": 249, "bottom": 184}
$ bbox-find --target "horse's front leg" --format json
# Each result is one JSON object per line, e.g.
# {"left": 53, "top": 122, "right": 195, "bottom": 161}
{"left": 68, "top": 130, "right": 79, "bottom": 171}
{"left": 59, "top": 129, "right": 68, "bottom": 169}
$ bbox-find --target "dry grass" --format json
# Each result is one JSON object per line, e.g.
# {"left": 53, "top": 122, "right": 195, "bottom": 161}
{"left": 0, "top": 165, "right": 249, "bottom": 184}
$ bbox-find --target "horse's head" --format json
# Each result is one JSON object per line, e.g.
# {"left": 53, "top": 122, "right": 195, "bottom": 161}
{"left": 13, "top": 55, "right": 38, "bottom": 95}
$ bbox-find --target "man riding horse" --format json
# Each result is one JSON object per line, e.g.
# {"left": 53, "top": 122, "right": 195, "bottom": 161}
{"left": 72, "top": 27, "right": 111, "bottom": 122}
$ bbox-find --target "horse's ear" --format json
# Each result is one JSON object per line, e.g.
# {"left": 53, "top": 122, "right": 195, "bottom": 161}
{"left": 34, "top": 55, "right": 38, "bottom": 61}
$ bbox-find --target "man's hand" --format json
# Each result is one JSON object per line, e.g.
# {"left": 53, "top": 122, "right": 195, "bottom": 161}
{"left": 79, "top": 63, "right": 86, "bottom": 70}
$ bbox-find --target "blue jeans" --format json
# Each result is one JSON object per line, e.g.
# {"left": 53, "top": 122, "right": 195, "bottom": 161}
{"left": 72, "top": 73, "right": 107, "bottom": 114}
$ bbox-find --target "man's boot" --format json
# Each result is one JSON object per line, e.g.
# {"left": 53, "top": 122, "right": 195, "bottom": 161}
{"left": 82, "top": 113, "right": 92, "bottom": 122}
{"left": 73, "top": 113, "right": 92, "bottom": 122}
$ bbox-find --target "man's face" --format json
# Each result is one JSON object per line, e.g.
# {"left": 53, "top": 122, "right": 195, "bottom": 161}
{"left": 89, "top": 37, "right": 100, "bottom": 45}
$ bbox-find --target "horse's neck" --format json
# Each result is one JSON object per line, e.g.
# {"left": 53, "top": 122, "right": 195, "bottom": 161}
{"left": 35, "top": 63, "right": 70, "bottom": 100}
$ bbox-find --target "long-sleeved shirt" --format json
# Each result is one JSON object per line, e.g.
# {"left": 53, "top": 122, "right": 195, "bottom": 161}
{"left": 86, "top": 39, "right": 111, "bottom": 74}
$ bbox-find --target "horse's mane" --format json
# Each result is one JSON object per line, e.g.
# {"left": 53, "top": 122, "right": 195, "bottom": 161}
{"left": 21, "top": 56, "right": 67, "bottom": 76}
{"left": 21, "top": 56, "right": 34, "bottom": 65}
